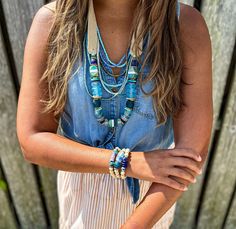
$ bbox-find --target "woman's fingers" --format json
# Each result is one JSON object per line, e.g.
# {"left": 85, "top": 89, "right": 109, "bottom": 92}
{"left": 168, "top": 157, "right": 202, "bottom": 175}
{"left": 169, "top": 175, "right": 190, "bottom": 186}
{"left": 158, "top": 177, "right": 188, "bottom": 191}
{"left": 167, "top": 167, "right": 196, "bottom": 184}
{"left": 169, "top": 148, "right": 202, "bottom": 162}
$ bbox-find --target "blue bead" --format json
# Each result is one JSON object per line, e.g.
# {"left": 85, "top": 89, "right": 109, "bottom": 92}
{"left": 121, "top": 115, "right": 128, "bottom": 123}
{"left": 114, "top": 161, "right": 121, "bottom": 168}
{"left": 91, "top": 58, "right": 97, "bottom": 65}
{"left": 93, "top": 99, "right": 101, "bottom": 107}
{"left": 126, "top": 83, "right": 137, "bottom": 98}
{"left": 94, "top": 107, "right": 103, "bottom": 118}
{"left": 124, "top": 107, "right": 132, "bottom": 117}
{"left": 91, "top": 81, "right": 102, "bottom": 97}
{"left": 131, "top": 59, "right": 138, "bottom": 66}
{"left": 126, "top": 99, "right": 134, "bottom": 109}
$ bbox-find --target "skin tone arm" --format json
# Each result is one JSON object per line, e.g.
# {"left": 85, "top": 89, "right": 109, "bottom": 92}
{"left": 16, "top": 6, "right": 114, "bottom": 174}
{"left": 122, "top": 4, "right": 213, "bottom": 229}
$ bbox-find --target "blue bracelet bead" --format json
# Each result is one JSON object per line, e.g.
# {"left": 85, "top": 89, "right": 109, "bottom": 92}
{"left": 113, "top": 161, "right": 121, "bottom": 169}
{"left": 121, "top": 161, "right": 128, "bottom": 166}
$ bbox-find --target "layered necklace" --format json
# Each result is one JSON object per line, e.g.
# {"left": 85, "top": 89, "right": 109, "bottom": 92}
{"left": 84, "top": 0, "right": 143, "bottom": 130}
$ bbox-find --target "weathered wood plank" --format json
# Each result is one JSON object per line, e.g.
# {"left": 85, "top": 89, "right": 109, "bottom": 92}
{"left": 0, "top": 168, "right": 17, "bottom": 229}
{"left": 38, "top": 168, "right": 59, "bottom": 229}
{"left": 171, "top": 1, "right": 236, "bottom": 228}
{"left": 1, "top": 0, "right": 44, "bottom": 82}
{"left": 0, "top": 27, "right": 47, "bottom": 228}
{"left": 202, "top": 1, "right": 236, "bottom": 127}
{"left": 225, "top": 187, "right": 236, "bottom": 229}
{"left": 197, "top": 68, "right": 236, "bottom": 228}
{"left": 2, "top": 0, "right": 60, "bottom": 227}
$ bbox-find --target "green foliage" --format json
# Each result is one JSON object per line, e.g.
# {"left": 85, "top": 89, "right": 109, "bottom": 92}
{"left": 0, "top": 179, "right": 7, "bottom": 191}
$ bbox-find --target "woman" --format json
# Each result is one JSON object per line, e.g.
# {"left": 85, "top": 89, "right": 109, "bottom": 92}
{"left": 16, "top": 0, "right": 213, "bottom": 228}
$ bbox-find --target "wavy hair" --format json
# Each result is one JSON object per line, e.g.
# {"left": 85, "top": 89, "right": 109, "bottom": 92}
{"left": 40, "top": 0, "right": 185, "bottom": 126}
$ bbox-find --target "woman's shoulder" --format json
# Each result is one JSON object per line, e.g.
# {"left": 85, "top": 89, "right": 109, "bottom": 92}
{"left": 179, "top": 3, "right": 209, "bottom": 35}
{"left": 42, "top": 1, "right": 56, "bottom": 14}
{"left": 28, "top": 1, "right": 56, "bottom": 39}
{"left": 24, "top": 2, "right": 56, "bottom": 60}
{"left": 32, "top": 1, "right": 56, "bottom": 24}
{"left": 179, "top": 3, "right": 211, "bottom": 63}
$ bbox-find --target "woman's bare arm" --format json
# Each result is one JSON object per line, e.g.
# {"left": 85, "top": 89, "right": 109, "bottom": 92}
{"left": 123, "top": 5, "right": 213, "bottom": 229}
{"left": 16, "top": 4, "right": 118, "bottom": 174}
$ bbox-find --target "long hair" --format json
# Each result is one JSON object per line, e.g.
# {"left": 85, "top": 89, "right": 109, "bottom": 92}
{"left": 40, "top": 0, "right": 185, "bottom": 126}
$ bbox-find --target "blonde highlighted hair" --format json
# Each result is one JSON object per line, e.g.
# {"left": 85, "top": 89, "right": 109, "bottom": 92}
{"left": 40, "top": 0, "right": 186, "bottom": 126}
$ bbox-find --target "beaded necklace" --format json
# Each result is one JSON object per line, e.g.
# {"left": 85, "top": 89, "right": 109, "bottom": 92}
{"left": 86, "top": 0, "right": 144, "bottom": 130}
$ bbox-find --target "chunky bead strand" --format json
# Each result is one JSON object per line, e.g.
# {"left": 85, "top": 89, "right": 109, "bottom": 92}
{"left": 86, "top": 33, "right": 140, "bottom": 130}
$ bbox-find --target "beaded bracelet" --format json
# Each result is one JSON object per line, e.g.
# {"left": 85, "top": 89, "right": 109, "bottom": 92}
{"left": 109, "top": 146, "right": 121, "bottom": 178}
{"left": 113, "top": 149, "right": 126, "bottom": 179}
{"left": 120, "top": 148, "right": 130, "bottom": 179}
{"left": 109, "top": 147, "right": 130, "bottom": 179}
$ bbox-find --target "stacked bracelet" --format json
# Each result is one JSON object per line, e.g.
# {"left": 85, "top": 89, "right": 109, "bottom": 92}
{"left": 114, "top": 149, "right": 126, "bottom": 178}
{"left": 120, "top": 148, "right": 130, "bottom": 179}
{"left": 109, "top": 146, "right": 120, "bottom": 178}
{"left": 109, "top": 147, "right": 130, "bottom": 179}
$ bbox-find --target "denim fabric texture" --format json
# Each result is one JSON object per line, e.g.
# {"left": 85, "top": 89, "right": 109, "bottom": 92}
{"left": 58, "top": 1, "right": 180, "bottom": 204}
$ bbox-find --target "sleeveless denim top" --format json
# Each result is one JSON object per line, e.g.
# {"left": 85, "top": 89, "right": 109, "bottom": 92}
{"left": 58, "top": 2, "right": 180, "bottom": 204}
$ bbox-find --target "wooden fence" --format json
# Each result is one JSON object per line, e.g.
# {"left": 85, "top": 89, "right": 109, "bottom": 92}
{"left": 0, "top": 0, "right": 235, "bottom": 228}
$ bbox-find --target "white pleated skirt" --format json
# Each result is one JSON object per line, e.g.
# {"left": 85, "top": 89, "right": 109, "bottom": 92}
{"left": 57, "top": 143, "right": 177, "bottom": 229}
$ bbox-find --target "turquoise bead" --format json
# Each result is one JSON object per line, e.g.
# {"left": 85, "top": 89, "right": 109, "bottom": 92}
{"left": 90, "top": 65, "right": 98, "bottom": 77}
{"left": 94, "top": 107, "right": 103, "bottom": 118}
{"left": 108, "top": 119, "right": 115, "bottom": 128}
{"left": 128, "top": 66, "right": 138, "bottom": 75}
{"left": 91, "top": 81, "right": 102, "bottom": 97}
{"left": 126, "top": 99, "right": 135, "bottom": 109}
{"left": 124, "top": 107, "right": 132, "bottom": 117}
{"left": 91, "top": 76, "right": 100, "bottom": 81}
{"left": 125, "top": 83, "right": 136, "bottom": 99}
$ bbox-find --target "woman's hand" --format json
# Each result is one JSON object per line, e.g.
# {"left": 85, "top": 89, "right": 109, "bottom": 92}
{"left": 126, "top": 148, "right": 203, "bottom": 191}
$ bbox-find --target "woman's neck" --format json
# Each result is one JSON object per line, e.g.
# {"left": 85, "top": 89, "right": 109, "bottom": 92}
{"left": 94, "top": 0, "right": 139, "bottom": 18}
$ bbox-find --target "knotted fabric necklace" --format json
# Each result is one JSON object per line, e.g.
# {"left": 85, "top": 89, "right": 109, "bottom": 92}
{"left": 86, "top": 0, "right": 143, "bottom": 130}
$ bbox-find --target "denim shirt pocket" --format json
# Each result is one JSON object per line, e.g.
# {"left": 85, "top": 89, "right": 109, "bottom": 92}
{"left": 132, "top": 78, "right": 157, "bottom": 122}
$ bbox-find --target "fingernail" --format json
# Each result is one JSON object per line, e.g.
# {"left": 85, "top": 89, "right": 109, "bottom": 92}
{"left": 198, "top": 155, "right": 202, "bottom": 161}
{"left": 193, "top": 178, "right": 197, "bottom": 183}
{"left": 199, "top": 169, "right": 202, "bottom": 174}
{"left": 184, "top": 186, "right": 188, "bottom": 191}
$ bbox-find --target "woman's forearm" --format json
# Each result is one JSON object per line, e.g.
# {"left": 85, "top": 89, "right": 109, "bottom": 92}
{"left": 123, "top": 182, "right": 183, "bottom": 229}
{"left": 20, "top": 131, "right": 140, "bottom": 175}
{"left": 123, "top": 147, "right": 208, "bottom": 229}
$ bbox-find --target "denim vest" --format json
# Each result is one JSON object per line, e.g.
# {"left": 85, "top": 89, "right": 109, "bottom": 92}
{"left": 58, "top": 1, "right": 180, "bottom": 204}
